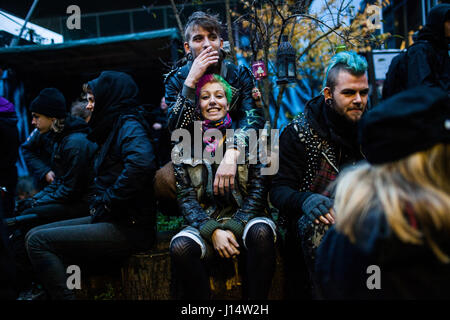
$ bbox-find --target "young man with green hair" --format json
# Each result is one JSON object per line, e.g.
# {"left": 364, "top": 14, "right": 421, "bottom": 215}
{"left": 269, "top": 51, "right": 369, "bottom": 297}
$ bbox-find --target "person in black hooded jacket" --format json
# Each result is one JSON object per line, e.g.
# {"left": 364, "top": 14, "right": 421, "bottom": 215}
{"left": 24, "top": 71, "right": 157, "bottom": 300}
{"left": 407, "top": 3, "right": 449, "bottom": 92}
{"left": 382, "top": 3, "right": 450, "bottom": 99}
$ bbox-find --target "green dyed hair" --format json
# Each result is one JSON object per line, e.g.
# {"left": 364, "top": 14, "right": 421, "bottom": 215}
{"left": 196, "top": 74, "right": 233, "bottom": 103}
{"left": 323, "top": 51, "right": 368, "bottom": 91}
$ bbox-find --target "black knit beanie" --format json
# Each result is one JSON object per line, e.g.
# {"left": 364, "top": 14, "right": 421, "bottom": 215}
{"left": 30, "top": 88, "right": 66, "bottom": 119}
{"left": 359, "top": 86, "right": 450, "bottom": 164}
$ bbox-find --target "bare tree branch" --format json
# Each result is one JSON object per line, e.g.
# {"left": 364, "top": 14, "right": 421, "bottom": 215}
{"left": 299, "top": 23, "right": 341, "bottom": 59}
{"left": 285, "top": 13, "right": 346, "bottom": 41}
{"left": 169, "top": 0, "right": 185, "bottom": 42}
{"left": 225, "top": 0, "right": 238, "bottom": 64}
{"left": 337, "top": 0, "right": 352, "bottom": 26}
{"left": 325, "top": 0, "right": 336, "bottom": 26}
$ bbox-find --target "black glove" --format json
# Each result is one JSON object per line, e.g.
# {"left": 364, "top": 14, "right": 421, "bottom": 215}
{"left": 301, "top": 194, "right": 333, "bottom": 223}
{"left": 15, "top": 199, "right": 35, "bottom": 214}
{"left": 89, "top": 194, "right": 111, "bottom": 223}
{"left": 90, "top": 202, "right": 111, "bottom": 223}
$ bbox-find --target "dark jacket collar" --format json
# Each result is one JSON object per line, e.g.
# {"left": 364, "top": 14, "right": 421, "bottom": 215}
{"left": 54, "top": 114, "right": 90, "bottom": 142}
{"left": 304, "top": 95, "right": 329, "bottom": 138}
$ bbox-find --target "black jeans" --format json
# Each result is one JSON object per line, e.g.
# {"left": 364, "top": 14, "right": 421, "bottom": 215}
{"left": 25, "top": 216, "right": 135, "bottom": 300}
{"left": 10, "top": 202, "right": 89, "bottom": 292}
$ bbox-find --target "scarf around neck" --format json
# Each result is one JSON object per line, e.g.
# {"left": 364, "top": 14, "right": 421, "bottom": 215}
{"left": 202, "top": 113, "right": 232, "bottom": 153}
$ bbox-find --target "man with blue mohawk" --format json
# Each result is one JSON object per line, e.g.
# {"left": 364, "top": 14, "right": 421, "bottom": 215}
{"left": 270, "top": 51, "right": 369, "bottom": 297}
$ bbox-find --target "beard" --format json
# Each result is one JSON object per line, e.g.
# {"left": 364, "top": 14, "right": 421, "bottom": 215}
{"left": 330, "top": 100, "right": 365, "bottom": 124}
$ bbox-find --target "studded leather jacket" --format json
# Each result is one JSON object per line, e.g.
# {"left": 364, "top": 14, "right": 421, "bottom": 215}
{"left": 270, "top": 95, "right": 365, "bottom": 280}
{"left": 164, "top": 59, "right": 265, "bottom": 150}
{"left": 173, "top": 154, "right": 270, "bottom": 243}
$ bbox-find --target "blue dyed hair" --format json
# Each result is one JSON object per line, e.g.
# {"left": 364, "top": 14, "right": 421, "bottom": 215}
{"left": 322, "top": 51, "right": 368, "bottom": 91}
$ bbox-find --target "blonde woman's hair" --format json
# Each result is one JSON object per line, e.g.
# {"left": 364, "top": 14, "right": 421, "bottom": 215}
{"left": 334, "top": 143, "right": 450, "bottom": 263}
{"left": 50, "top": 118, "right": 65, "bottom": 133}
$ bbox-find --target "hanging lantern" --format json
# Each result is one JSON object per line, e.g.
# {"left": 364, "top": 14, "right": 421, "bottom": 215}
{"left": 252, "top": 60, "right": 267, "bottom": 80}
{"left": 276, "top": 35, "right": 297, "bottom": 85}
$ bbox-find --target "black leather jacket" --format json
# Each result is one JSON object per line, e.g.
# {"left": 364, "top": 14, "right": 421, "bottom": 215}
{"left": 92, "top": 113, "right": 157, "bottom": 228}
{"left": 21, "top": 129, "right": 54, "bottom": 188}
{"left": 173, "top": 159, "right": 269, "bottom": 243}
{"left": 164, "top": 59, "right": 265, "bottom": 150}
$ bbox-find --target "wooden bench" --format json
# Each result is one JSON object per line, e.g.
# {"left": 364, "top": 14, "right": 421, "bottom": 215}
{"left": 77, "top": 230, "right": 285, "bottom": 300}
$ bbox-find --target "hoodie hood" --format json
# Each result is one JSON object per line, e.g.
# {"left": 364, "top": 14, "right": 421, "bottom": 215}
{"left": 417, "top": 4, "right": 450, "bottom": 47}
{"left": 86, "top": 71, "right": 140, "bottom": 143}
{"left": 87, "top": 71, "right": 140, "bottom": 124}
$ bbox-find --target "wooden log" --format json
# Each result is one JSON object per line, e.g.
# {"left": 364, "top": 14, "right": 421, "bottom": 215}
{"left": 268, "top": 240, "right": 285, "bottom": 300}
{"left": 121, "top": 251, "right": 171, "bottom": 300}
{"left": 76, "top": 231, "right": 176, "bottom": 300}
{"left": 208, "top": 239, "right": 285, "bottom": 300}
{"left": 77, "top": 230, "right": 285, "bottom": 300}
{"left": 120, "top": 230, "right": 175, "bottom": 300}
{"left": 209, "top": 257, "right": 243, "bottom": 300}
{"left": 77, "top": 269, "right": 123, "bottom": 300}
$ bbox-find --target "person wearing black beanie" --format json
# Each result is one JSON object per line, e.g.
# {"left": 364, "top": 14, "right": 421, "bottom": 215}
{"left": 30, "top": 88, "right": 66, "bottom": 119}
{"left": 360, "top": 86, "right": 449, "bottom": 164}
{"left": 314, "top": 86, "right": 450, "bottom": 299}
{"left": 11, "top": 88, "right": 97, "bottom": 297}
{"left": 29, "top": 88, "right": 67, "bottom": 134}
{"left": 22, "top": 88, "right": 67, "bottom": 191}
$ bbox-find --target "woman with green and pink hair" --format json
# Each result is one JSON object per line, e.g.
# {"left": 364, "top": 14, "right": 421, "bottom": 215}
{"left": 169, "top": 74, "right": 276, "bottom": 300}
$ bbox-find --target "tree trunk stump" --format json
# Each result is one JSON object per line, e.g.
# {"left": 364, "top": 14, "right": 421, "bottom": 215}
{"left": 121, "top": 251, "right": 171, "bottom": 300}
{"left": 77, "top": 230, "right": 285, "bottom": 300}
